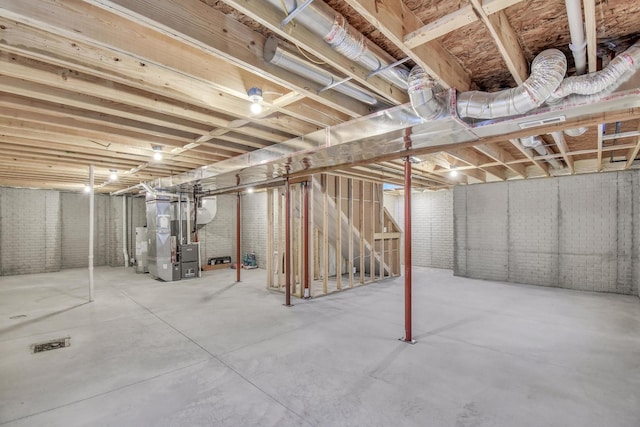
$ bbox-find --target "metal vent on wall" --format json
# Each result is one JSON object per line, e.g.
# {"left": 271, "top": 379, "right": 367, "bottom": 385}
{"left": 31, "top": 337, "right": 70, "bottom": 354}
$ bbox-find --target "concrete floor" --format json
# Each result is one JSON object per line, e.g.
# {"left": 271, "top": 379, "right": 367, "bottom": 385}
{"left": 0, "top": 267, "right": 639, "bottom": 427}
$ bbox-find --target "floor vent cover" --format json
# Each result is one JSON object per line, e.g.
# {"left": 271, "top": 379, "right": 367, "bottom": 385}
{"left": 31, "top": 337, "right": 70, "bottom": 354}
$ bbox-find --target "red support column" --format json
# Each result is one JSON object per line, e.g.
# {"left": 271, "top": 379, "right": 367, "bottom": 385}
{"left": 403, "top": 158, "right": 414, "bottom": 343}
{"left": 285, "top": 179, "right": 292, "bottom": 306}
{"left": 303, "top": 181, "right": 310, "bottom": 298}
{"left": 236, "top": 192, "right": 241, "bottom": 282}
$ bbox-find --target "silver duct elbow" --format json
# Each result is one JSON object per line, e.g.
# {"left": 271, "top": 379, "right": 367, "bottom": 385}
{"left": 548, "top": 39, "right": 640, "bottom": 104}
{"left": 456, "top": 49, "right": 567, "bottom": 119}
{"left": 407, "top": 66, "right": 446, "bottom": 120}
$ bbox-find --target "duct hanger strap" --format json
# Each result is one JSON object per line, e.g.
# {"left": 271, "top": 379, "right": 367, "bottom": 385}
{"left": 367, "top": 57, "right": 411, "bottom": 79}
{"left": 280, "top": 0, "right": 314, "bottom": 29}
{"left": 318, "top": 76, "right": 353, "bottom": 93}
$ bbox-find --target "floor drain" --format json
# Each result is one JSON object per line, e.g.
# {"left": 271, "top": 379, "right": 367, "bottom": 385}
{"left": 9, "top": 314, "right": 27, "bottom": 319}
{"left": 31, "top": 337, "right": 70, "bottom": 354}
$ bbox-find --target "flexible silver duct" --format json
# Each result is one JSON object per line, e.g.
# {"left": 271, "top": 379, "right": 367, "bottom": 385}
{"left": 455, "top": 49, "right": 567, "bottom": 119}
{"left": 266, "top": 0, "right": 409, "bottom": 90}
{"left": 407, "top": 67, "right": 447, "bottom": 120}
{"left": 264, "top": 36, "right": 378, "bottom": 105}
{"left": 520, "top": 136, "right": 563, "bottom": 169}
{"left": 548, "top": 39, "right": 640, "bottom": 104}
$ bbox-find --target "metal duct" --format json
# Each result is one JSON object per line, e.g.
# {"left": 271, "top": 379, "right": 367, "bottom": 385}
{"left": 520, "top": 135, "right": 563, "bottom": 169}
{"left": 565, "top": 0, "right": 587, "bottom": 75}
{"left": 266, "top": 0, "right": 409, "bottom": 90}
{"left": 196, "top": 197, "right": 217, "bottom": 226}
{"left": 407, "top": 66, "right": 447, "bottom": 120}
{"left": 264, "top": 36, "right": 378, "bottom": 105}
{"left": 548, "top": 39, "right": 640, "bottom": 104}
{"left": 455, "top": 49, "right": 567, "bottom": 119}
{"left": 564, "top": 127, "right": 587, "bottom": 137}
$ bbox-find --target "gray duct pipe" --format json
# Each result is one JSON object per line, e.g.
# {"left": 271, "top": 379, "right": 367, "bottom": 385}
{"left": 520, "top": 136, "right": 563, "bottom": 169}
{"left": 264, "top": 36, "right": 378, "bottom": 105}
{"left": 455, "top": 49, "right": 567, "bottom": 119}
{"left": 548, "top": 39, "right": 640, "bottom": 104}
{"left": 407, "top": 66, "right": 447, "bottom": 120}
{"left": 409, "top": 49, "right": 566, "bottom": 120}
{"left": 266, "top": 0, "right": 408, "bottom": 90}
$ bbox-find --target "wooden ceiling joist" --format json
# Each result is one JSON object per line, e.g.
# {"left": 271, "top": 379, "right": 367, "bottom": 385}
{"left": 341, "top": 0, "right": 471, "bottom": 90}
{"left": 403, "top": 0, "right": 526, "bottom": 48}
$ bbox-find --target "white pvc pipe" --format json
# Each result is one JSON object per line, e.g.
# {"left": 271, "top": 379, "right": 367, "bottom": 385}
{"left": 89, "top": 165, "right": 95, "bottom": 302}
{"left": 186, "top": 194, "right": 191, "bottom": 245}
{"left": 122, "top": 196, "right": 129, "bottom": 268}
{"left": 565, "top": 0, "right": 587, "bottom": 75}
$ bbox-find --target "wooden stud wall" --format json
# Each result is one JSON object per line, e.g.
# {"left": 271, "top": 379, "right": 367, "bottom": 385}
{"left": 265, "top": 173, "right": 401, "bottom": 297}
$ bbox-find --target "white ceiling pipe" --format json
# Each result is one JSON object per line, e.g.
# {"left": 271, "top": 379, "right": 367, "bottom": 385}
{"left": 521, "top": 136, "right": 563, "bottom": 169}
{"left": 264, "top": 36, "right": 378, "bottom": 105}
{"left": 265, "top": 0, "right": 409, "bottom": 90}
{"left": 565, "top": 0, "right": 587, "bottom": 75}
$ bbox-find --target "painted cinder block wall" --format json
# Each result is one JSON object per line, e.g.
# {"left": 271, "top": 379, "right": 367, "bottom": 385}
{"left": 454, "top": 171, "right": 640, "bottom": 295}
{"left": 383, "top": 190, "right": 454, "bottom": 270}
{"left": 0, "top": 188, "right": 145, "bottom": 276}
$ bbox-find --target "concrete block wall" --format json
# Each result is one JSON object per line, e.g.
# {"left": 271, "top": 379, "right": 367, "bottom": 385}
{"left": 199, "top": 195, "right": 237, "bottom": 266}
{"left": 241, "top": 192, "right": 267, "bottom": 269}
{"left": 454, "top": 171, "right": 640, "bottom": 295}
{"left": 1, "top": 188, "right": 144, "bottom": 276}
{"left": 0, "top": 188, "right": 61, "bottom": 275}
{"left": 384, "top": 190, "right": 454, "bottom": 270}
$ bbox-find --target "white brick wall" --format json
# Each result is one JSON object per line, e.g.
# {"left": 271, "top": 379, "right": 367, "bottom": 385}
{"left": 454, "top": 171, "right": 640, "bottom": 295}
{"left": 241, "top": 192, "right": 267, "bottom": 268}
{"left": 0, "top": 188, "right": 61, "bottom": 275}
{"left": 198, "top": 195, "right": 237, "bottom": 265}
{"left": 384, "top": 190, "right": 454, "bottom": 270}
{"left": 0, "top": 188, "right": 146, "bottom": 276}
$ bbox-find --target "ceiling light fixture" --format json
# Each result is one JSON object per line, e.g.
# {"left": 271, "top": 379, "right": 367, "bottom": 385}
{"left": 247, "top": 87, "right": 263, "bottom": 115}
{"left": 247, "top": 187, "right": 254, "bottom": 194}
{"left": 450, "top": 168, "right": 459, "bottom": 177}
{"left": 83, "top": 184, "right": 91, "bottom": 193}
{"left": 152, "top": 145, "right": 163, "bottom": 161}
{"left": 109, "top": 169, "right": 118, "bottom": 181}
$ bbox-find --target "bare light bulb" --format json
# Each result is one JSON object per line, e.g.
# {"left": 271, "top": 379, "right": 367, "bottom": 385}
{"left": 153, "top": 151, "right": 163, "bottom": 161}
{"left": 450, "top": 169, "right": 458, "bottom": 177}
{"left": 109, "top": 170, "right": 118, "bottom": 181}
{"left": 247, "top": 187, "right": 254, "bottom": 194}
{"left": 250, "top": 102, "right": 262, "bottom": 115}
{"left": 83, "top": 185, "right": 91, "bottom": 193}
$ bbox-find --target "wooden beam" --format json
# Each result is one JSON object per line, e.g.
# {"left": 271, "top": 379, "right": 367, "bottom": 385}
{"left": 469, "top": 1, "right": 528, "bottom": 84}
{"left": 217, "top": 0, "right": 407, "bottom": 105}
{"left": 3, "top": 0, "right": 368, "bottom": 119}
{"left": 549, "top": 132, "right": 575, "bottom": 173}
{"left": 596, "top": 124, "right": 605, "bottom": 172}
{"left": 404, "top": 0, "right": 526, "bottom": 48}
{"left": 445, "top": 147, "right": 507, "bottom": 180}
{"left": 341, "top": 0, "right": 471, "bottom": 90}
{"left": 404, "top": 5, "right": 476, "bottom": 49}
{"left": 508, "top": 139, "right": 550, "bottom": 176}
{"left": 0, "top": 17, "right": 327, "bottom": 136}
{"left": 625, "top": 124, "right": 640, "bottom": 169}
{"left": 582, "top": 0, "right": 598, "bottom": 73}
{"left": 474, "top": 143, "right": 527, "bottom": 177}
